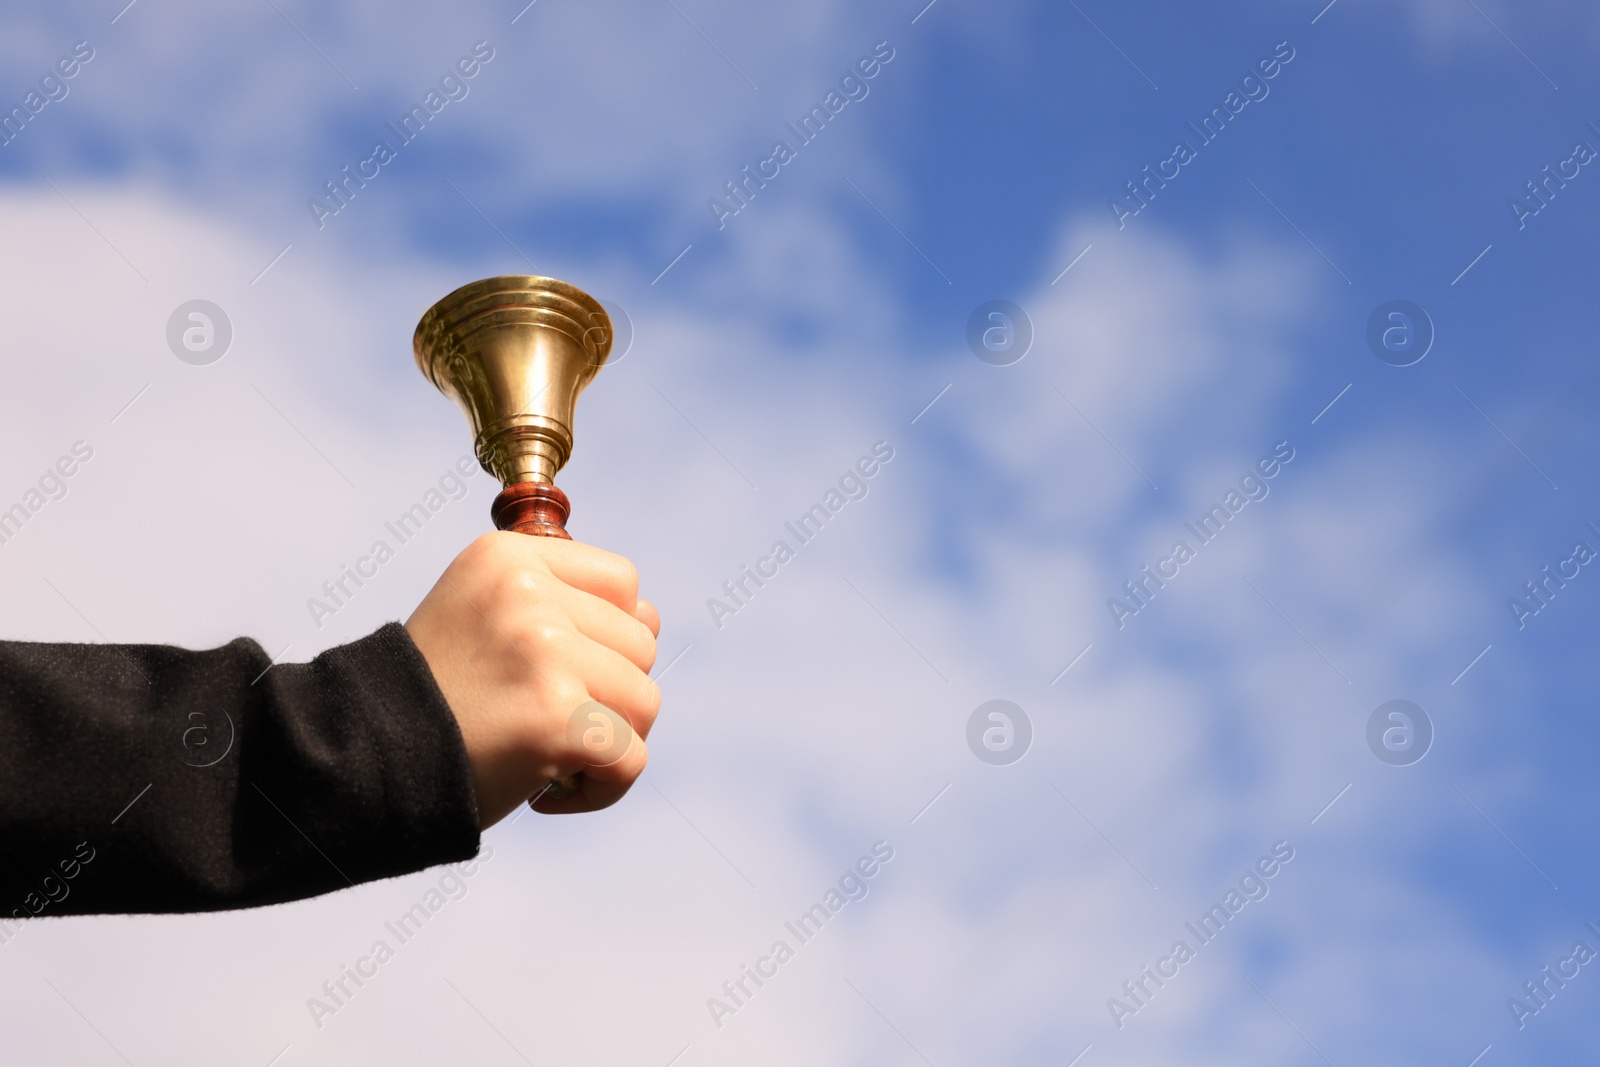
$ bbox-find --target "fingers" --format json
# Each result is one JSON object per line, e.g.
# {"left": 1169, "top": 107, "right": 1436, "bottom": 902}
{"left": 560, "top": 634, "right": 661, "bottom": 739}
{"left": 503, "top": 533, "right": 641, "bottom": 614}
{"left": 486, "top": 533, "right": 657, "bottom": 665}
{"left": 530, "top": 751, "right": 645, "bottom": 813}
{"left": 532, "top": 639, "right": 655, "bottom": 815}
{"left": 471, "top": 533, "right": 655, "bottom": 670}
{"left": 565, "top": 588, "right": 657, "bottom": 673}
{"left": 531, "top": 708, "right": 650, "bottom": 815}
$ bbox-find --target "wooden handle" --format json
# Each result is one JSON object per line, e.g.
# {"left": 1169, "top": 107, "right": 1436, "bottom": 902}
{"left": 493, "top": 483, "right": 582, "bottom": 802}
{"left": 491, "top": 482, "right": 572, "bottom": 539}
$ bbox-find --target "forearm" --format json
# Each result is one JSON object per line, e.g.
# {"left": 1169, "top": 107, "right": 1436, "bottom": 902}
{"left": 0, "top": 623, "right": 479, "bottom": 916}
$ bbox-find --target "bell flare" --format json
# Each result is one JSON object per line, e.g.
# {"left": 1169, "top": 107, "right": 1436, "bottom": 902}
{"left": 413, "top": 275, "right": 612, "bottom": 486}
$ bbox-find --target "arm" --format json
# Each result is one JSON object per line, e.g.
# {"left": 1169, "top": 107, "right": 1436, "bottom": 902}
{"left": 0, "top": 532, "right": 658, "bottom": 918}
{"left": 0, "top": 624, "right": 477, "bottom": 916}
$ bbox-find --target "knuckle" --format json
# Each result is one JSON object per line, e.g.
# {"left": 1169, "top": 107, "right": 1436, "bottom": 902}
{"left": 495, "top": 569, "right": 560, "bottom": 621}
{"left": 507, "top": 566, "right": 546, "bottom": 597}
{"left": 532, "top": 620, "right": 570, "bottom": 651}
{"left": 512, "top": 618, "right": 570, "bottom": 659}
{"left": 460, "top": 532, "right": 499, "bottom": 564}
{"left": 451, "top": 534, "right": 504, "bottom": 585}
{"left": 479, "top": 531, "right": 531, "bottom": 571}
{"left": 550, "top": 681, "right": 589, "bottom": 718}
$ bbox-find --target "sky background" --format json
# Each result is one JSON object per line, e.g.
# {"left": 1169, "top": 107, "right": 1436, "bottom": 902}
{"left": 2, "top": 0, "right": 1599, "bottom": 1063}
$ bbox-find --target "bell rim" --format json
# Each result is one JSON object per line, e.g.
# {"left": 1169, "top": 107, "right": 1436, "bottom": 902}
{"left": 412, "top": 274, "right": 613, "bottom": 378}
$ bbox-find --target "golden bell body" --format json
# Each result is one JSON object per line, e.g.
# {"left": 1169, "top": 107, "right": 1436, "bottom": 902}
{"left": 414, "top": 275, "right": 612, "bottom": 490}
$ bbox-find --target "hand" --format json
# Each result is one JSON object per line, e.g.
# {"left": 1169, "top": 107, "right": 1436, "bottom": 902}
{"left": 405, "top": 532, "right": 661, "bottom": 827}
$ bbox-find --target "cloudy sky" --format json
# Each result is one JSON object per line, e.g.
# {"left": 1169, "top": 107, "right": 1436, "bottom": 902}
{"left": 2, "top": 0, "right": 1599, "bottom": 1063}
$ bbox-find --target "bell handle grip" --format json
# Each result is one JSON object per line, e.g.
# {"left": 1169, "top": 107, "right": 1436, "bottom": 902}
{"left": 491, "top": 483, "right": 582, "bottom": 803}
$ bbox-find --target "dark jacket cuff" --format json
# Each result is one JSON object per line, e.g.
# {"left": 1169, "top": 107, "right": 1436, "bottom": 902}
{"left": 289, "top": 622, "right": 482, "bottom": 889}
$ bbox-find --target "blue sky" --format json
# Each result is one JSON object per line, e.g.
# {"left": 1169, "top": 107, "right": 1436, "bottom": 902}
{"left": 2, "top": 1, "right": 1599, "bottom": 1064}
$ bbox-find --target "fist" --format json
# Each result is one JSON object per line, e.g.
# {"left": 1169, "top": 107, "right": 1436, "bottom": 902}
{"left": 405, "top": 532, "right": 661, "bottom": 827}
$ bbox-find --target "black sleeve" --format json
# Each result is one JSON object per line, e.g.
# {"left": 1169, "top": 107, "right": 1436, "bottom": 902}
{"left": 0, "top": 622, "right": 481, "bottom": 918}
